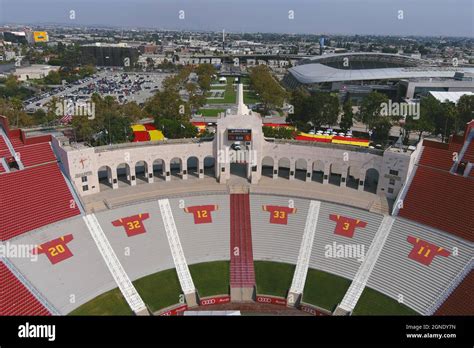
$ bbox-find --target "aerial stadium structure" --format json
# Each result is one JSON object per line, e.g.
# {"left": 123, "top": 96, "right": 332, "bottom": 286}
{"left": 0, "top": 85, "right": 472, "bottom": 317}
{"left": 282, "top": 52, "right": 474, "bottom": 101}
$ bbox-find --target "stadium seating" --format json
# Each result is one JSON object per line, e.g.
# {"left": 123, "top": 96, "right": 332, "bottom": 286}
{"left": 169, "top": 195, "right": 230, "bottom": 265}
{"left": 435, "top": 270, "right": 474, "bottom": 316}
{"left": 399, "top": 165, "right": 474, "bottom": 242}
{"left": 12, "top": 142, "right": 57, "bottom": 167}
{"left": 0, "top": 261, "right": 50, "bottom": 315}
{"left": 8, "top": 135, "right": 24, "bottom": 148}
{"left": 309, "top": 202, "right": 383, "bottom": 281}
{"left": 366, "top": 218, "right": 473, "bottom": 315}
{"left": 0, "top": 131, "right": 12, "bottom": 172}
{"left": 418, "top": 145, "right": 454, "bottom": 171}
{"left": 230, "top": 194, "right": 256, "bottom": 288}
{"left": 0, "top": 133, "right": 8, "bottom": 152}
{"left": 250, "top": 195, "right": 308, "bottom": 265}
{"left": 0, "top": 162, "right": 81, "bottom": 241}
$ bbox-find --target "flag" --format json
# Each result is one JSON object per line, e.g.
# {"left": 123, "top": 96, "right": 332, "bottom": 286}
{"left": 60, "top": 114, "right": 73, "bottom": 124}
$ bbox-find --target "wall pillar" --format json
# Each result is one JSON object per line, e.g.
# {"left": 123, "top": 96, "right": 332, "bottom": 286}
{"left": 323, "top": 166, "right": 329, "bottom": 184}
{"left": 198, "top": 159, "right": 204, "bottom": 179}
{"left": 358, "top": 170, "right": 365, "bottom": 191}
{"left": 146, "top": 163, "right": 154, "bottom": 183}
{"left": 129, "top": 165, "right": 136, "bottom": 186}
{"left": 289, "top": 160, "right": 295, "bottom": 181}
{"left": 272, "top": 161, "right": 278, "bottom": 179}
{"left": 111, "top": 169, "right": 119, "bottom": 189}
{"left": 305, "top": 162, "right": 312, "bottom": 182}
{"left": 182, "top": 162, "right": 188, "bottom": 180}
{"left": 341, "top": 166, "right": 348, "bottom": 187}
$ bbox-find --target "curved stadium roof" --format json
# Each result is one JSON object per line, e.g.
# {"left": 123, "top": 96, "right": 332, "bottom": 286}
{"left": 298, "top": 52, "right": 426, "bottom": 67}
{"left": 289, "top": 52, "right": 474, "bottom": 84}
{"left": 289, "top": 61, "right": 474, "bottom": 84}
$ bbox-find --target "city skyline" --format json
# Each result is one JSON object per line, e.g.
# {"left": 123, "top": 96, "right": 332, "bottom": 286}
{"left": 1, "top": 0, "right": 473, "bottom": 37}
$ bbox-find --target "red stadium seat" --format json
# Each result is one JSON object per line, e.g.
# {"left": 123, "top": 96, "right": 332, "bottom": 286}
{"left": 0, "top": 262, "right": 51, "bottom": 315}
{"left": 0, "top": 162, "right": 81, "bottom": 241}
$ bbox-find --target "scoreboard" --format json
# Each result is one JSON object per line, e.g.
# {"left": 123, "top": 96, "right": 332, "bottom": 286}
{"left": 228, "top": 129, "right": 252, "bottom": 141}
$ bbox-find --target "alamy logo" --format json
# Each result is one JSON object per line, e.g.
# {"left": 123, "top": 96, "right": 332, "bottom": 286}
{"left": 18, "top": 322, "right": 56, "bottom": 341}
{"left": 380, "top": 100, "right": 420, "bottom": 120}
{"left": 217, "top": 148, "right": 257, "bottom": 166}
{"left": 0, "top": 242, "right": 38, "bottom": 261}
{"left": 55, "top": 99, "right": 95, "bottom": 120}
{"left": 324, "top": 242, "right": 365, "bottom": 262}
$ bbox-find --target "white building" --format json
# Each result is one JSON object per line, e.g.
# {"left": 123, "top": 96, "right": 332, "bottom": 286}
{"left": 54, "top": 84, "right": 413, "bottom": 200}
{"left": 13, "top": 64, "right": 60, "bottom": 81}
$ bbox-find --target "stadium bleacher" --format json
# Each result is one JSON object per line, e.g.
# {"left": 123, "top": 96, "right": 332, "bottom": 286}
{"left": 365, "top": 218, "right": 473, "bottom": 315}
{"left": 0, "top": 261, "right": 51, "bottom": 316}
{"left": 0, "top": 162, "right": 81, "bottom": 241}
{"left": 399, "top": 164, "right": 474, "bottom": 242}
{"left": 309, "top": 202, "right": 383, "bottom": 281}
{"left": 435, "top": 270, "right": 474, "bottom": 316}
{"left": 250, "top": 195, "right": 308, "bottom": 265}
{"left": 6, "top": 216, "right": 117, "bottom": 314}
{"left": 12, "top": 142, "right": 57, "bottom": 167}
{"left": 169, "top": 195, "right": 230, "bottom": 265}
{"left": 95, "top": 201, "right": 175, "bottom": 281}
{"left": 418, "top": 144, "right": 454, "bottom": 171}
{"left": 8, "top": 135, "right": 24, "bottom": 148}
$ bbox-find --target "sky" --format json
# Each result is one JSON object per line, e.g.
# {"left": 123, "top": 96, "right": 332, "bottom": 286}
{"left": 0, "top": 0, "right": 473, "bottom": 37}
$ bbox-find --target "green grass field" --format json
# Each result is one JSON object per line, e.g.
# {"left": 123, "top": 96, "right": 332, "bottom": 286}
{"left": 198, "top": 108, "right": 225, "bottom": 117}
{"left": 244, "top": 91, "right": 260, "bottom": 105}
{"left": 206, "top": 78, "right": 260, "bottom": 104}
{"left": 352, "top": 287, "right": 419, "bottom": 315}
{"left": 67, "top": 261, "right": 419, "bottom": 315}
{"left": 133, "top": 268, "right": 183, "bottom": 313}
{"left": 206, "top": 80, "right": 236, "bottom": 104}
{"left": 189, "top": 261, "right": 230, "bottom": 297}
{"left": 69, "top": 288, "right": 133, "bottom": 316}
{"left": 302, "top": 269, "right": 351, "bottom": 311}
{"left": 254, "top": 261, "right": 294, "bottom": 297}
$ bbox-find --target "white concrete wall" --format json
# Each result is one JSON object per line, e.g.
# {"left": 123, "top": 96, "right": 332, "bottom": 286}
{"left": 59, "top": 111, "right": 411, "bottom": 199}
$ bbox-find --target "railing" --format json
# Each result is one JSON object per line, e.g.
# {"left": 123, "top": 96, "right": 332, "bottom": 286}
{"left": 158, "top": 199, "right": 196, "bottom": 295}
{"left": 338, "top": 216, "right": 394, "bottom": 312}
{"left": 83, "top": 214, "right": 147, "bottom": 313}
{"left": 289, "top": 200, "right": 321, "bottom": 297}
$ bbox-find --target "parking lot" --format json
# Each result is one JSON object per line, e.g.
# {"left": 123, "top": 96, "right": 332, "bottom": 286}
{"left": 24, "top": 70, "right": 171, "bottom": 112}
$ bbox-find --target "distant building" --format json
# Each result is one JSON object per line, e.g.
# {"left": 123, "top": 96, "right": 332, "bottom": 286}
{"left": 283, "top": 52, "right": 474, "bottom": 102}
{"left": 3, "top": 31, "right": 28, "bottom": 44}
{"left": 139, "top": 44, "right": 158, "bottom": 54}
{"left": 13, "top": 64, "right": 60, "bottom": 81}
{"left": 27, "top": 31, "right": 49, "bottom": 44}
{"left": 80, "top": 43, "right": 140, "bottom": 67}
{"left": 428, "top": 91, "right": 474, "bottom": 104}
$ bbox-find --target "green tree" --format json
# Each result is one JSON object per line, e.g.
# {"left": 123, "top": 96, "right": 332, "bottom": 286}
{"left": 155, "top": 117, "right": 197, "bottom": 139}
{"left": 340, "top": 100, "right": 354, "bottom": 131}
{"left": 249, "top": 65, "right": 287, "bottom": 112}
{"left": 372, "top": 118, "right": 392, "bottom": 145}
{"left": 456, "top": 95, "right": 474, "bottom": 132}
{"left": 44, "top": 70, "right": 62, "bottom": 85}
{"left": 288, "top": 87, "right": 310, "bottom": 126}
{"left": 358, "top": 92, "right": 389, "bottom": 130}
